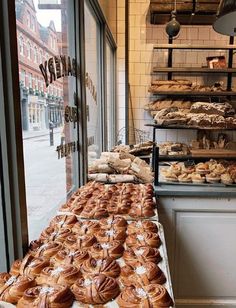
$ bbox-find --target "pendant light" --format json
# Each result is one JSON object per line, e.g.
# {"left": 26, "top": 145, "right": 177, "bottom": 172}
{"left": 165, "top": 0, "right": 181, "bottom": 38}
{"left": 213, "top": 0, "right": 236, "bottom": 36}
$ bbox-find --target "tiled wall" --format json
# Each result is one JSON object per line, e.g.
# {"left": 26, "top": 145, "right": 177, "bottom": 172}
{"left": 127, "top": 0, "right": 236, "bottom": 145}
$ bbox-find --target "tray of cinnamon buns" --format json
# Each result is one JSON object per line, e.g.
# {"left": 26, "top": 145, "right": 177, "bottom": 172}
{"left": 0, "top": 181, "right": 174, "bottom": 307}
{"left": 57, "top": 182, "right": 159, "bottom": 220}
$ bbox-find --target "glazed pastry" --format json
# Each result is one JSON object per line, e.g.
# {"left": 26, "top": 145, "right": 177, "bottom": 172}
{"left": 169, "top": 163, "right": 181, "bottom": 176}
{"left": 190, "top": 172, "right": 205, "bottom": 184}
{"left": 123, "top": 246, "right": 162, "bottom": 267}
{"left": 221, "top": 173, "right": 233, "bottom": 185}
{"left": 72, "top": 220, "right": 100, "bottom": 235}
{"left": 36, "top": 265, "right": 81, "bottom": 287}
{"left": 206, "top": 172, "right": 221, "bottom": 183}
{"left": 17, "top": 285, "right": 74, "bottom": 308}
{"left": 162, "top": 170, "right": 178, "bottom": 182}
{"left": 196, "top": 162, "right": 210, "bottom": 175}
{"left": 82, "top": 257, "right": 120, "bottom": 278}
{"left": 71, "top": 274, "right": 120, "bottom": 304}
{"left": 96, "top": 228, "right": 127, "bottom": 243}
{"left": 181, "top": 165, "right": 195, "bottom": 174}
{"left": 126, "top": 232, "right": 161, "bottom": 248}
{"left": 64, "top": 234, "right": 97, "bottom": 250}
{"left": 120, "top": 262, "right": 166, "bottom": 287}
{"left": 51, "top": 249, "right": 90, "bottom": 268}
{"left": 91, "top": 241, "right": 124, "bottom": 259}
{"left": 49, "top": 214, "right": 77, "bottom": 229}
{"left": 0, "top": 273, "right": 35, "bottom": 304}
{"left": 39, "top": 227, "right": 73, "bottom": 243}
{"left": 117, "top": 284, "right": 173, "bottom": 308}
{"left": 99, "top": 215, "right": 127, "bottom": 230}
{"left": 178, "top": 173, "right": 192, "bottom": 183}
{"left": 30, "top": 241, "right": 63, "bottom": 259}
{"left": 10, "top": 254, "right": 50, "bottom": 278}
{"left": 127, "top": 220, "right": 158, "bottom": 235}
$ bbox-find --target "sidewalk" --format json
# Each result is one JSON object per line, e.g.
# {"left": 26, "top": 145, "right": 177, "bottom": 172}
{"left": 23, "top": 127, "right": 61, "bottom": 140}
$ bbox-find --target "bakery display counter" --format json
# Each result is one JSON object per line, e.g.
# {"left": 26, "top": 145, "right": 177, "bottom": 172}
{"left": 0, "top": 182, "right": 175, "bottom": 308}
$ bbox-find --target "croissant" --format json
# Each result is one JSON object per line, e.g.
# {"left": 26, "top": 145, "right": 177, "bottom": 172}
{"left": 123, "top": 246, "right": 162, "bottom": 267}
{"left": 99, "top": 215, "right": 127, "bottom": 230}
{"left": 64, "top": 234, "right": 97, "bottom": 250}
{"left": 126, "top": 232, "right": 161, "bottom": 248}
{"left": 10, "top": 254, "right": 50, "bottom": 278}
{"left": 51, "top": 249, "right": 90, "bottom": 268}
{"left": 127, "top": 220, "right": 158, "bottom": 235}
{"left": 91, "top": 241, "right": 124, "bottom": 259}
{"left": 117, "top": 284, "right": 173, "bottom": 307}
{"left": 96, "top": 228, "right": 127, "bottom": 243}
{"left": 71, "top": 274, "right": 120, "bottom": 304}
{"left": 120, "top": 262, "right": 166, "bottom": 287}
{"left": 0, "top": 273, "right": 36, "bottom": 304}
{"left": 82, "top": 257, "right": 120, "bottom": 278}
{"left": 31, "top": 241, "right": 63, "bottom": 259}
{"left": 49, "top": 214, "right": 77, "bottom": 229}
{"left": 39, "top": 227, "right": 73, "bottom": 243}
{"left": 72, "top": 220, "right": 100, "bottom": 235}
{"left": 36, "top": 265, "right": 81, "bottom": 287}
{"left": 17, "top": 285, "right": 74, "bottom": 308}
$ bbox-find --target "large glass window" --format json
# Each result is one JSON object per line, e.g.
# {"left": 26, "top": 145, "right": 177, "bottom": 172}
{"left": 105, "top": 39, "right": 116, "bottom": 150}
{"left": 84, "top": 1, "right": 102, "bottom": 165}
{"left": 15, "top": 0, "right": 79, "bottom": 240}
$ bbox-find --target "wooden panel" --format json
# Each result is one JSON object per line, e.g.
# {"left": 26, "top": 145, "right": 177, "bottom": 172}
{"left": 0, "top": 179, "right": 7, "bottom": 272}
{"left": 191, "top": 149, "right": 236, "bottom": 158}
{"left": 175, "top": 211, "right": 236, "bottom": 298}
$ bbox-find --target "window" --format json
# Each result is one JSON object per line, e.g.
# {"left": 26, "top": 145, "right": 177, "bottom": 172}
{"left": 39, "top": 50, "right": 43, "bottom": 63}
{"left": 34, "top": 47, "right": 38, "bottom": 63}
{"left": 21, "top": 69, "right": 26, "bottom": 86}
{"left": 31, "top": 16, "right": 36, "bottom": 31}
{"left": 19, "top": 36, "right": 24, "bottom": 56}
{"left": 26, "top": 10, "right": 30, "bottom": 28}
{"left": 28, "top": 73, "right": 32, "bottom": 88}
{"left": 27, "top": 41, "right": 31, "bottom": 59}
{"left": 84, "top": 1, "right": 102, "bottom": 166}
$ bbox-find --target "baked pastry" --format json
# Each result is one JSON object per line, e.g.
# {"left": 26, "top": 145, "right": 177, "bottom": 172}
{"left": 91, "top": 241, "right": 124, "bottom": 259}
{"left": 17, "top": 285, "right": 74, "bottom": 308}
{"left": 10, "top": 254, "right": 50, "bottom": 278}
{"left": 126, "top": 232, "right": 161, "bottom": 248}
{"left": 64, "top": 234, "right": 97, "bottom": 250}
{"left": 49, "top": 214, "right": 77, "bottom": 229}
{"left": 178, "top": 173, "right": 192, "bottom": 183}
{"left": 123, "top": 246, "right": 162, "bottom": 267}
{"left": 82, "top": 257, "right": 120, "bottom": 278}
{"left": 80, "top": 205, "right": 109, "bottom": 219}
{"left": 117, "top": 284, "right": 173, "bottom": 308}
{"left": 190, "top": 102, "right": 235, "bottom": 117}
{"left": 71, "top": 274, "right": 120, "bottom": 304}
{"left": 39, "top": 227, "right": 73, "bottom": 243}
{"left": 99, "top": 215, "right": 127, "bottom": 230}
{"left": 96, "top": 228, "right": 127, "bottom": 243}
{"left": 72, "top": 220, "right": 100, "bottom": 235}
{"left": 196, "top": 162, "right": 210, "bottom": 175}
{"left": 0, "top": 273, "right": 35, "bottom": 304}
{"left": 36, "top": 265, "right": 81, "bottom": 287}
{"left": 190, "top": 173, "right": 205, "bottom": 184}
{"left": 127, "top": 220, "right": 158, "bottom": 235}
{"left": 206, "top": 172, "right": 221, "bottom": 183}
{"left": 120, "top": 262, "right": 166, "bottom": 287}
{"left": 30, "top": 241, "right": 63, "bottom": 259}
{"left": 162, "top": 170, "right": 178, "bottom": 182}
{"left": 221, "top": 173, "right": 233, "bottom": 185}
{"left": 51, "top": 249, "right": 90, "bottom": 268}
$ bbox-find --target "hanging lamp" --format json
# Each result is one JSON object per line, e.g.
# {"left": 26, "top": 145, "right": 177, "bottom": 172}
{"left": 165, "top": 0, "right": 180, "bottom": 38}
{"left": 213, "top": 0, "right": 236, "bottom": 36}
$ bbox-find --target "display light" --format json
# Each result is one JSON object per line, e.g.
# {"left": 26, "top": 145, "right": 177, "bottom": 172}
{"left": 213, "top": 0, "right": 236, "bottom": 36}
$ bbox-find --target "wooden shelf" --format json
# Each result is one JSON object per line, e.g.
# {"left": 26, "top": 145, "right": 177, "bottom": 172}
{"left": 152, "top": 67, "right": 236, "bottom": 74}
{"left": 145, "top": 124, "right": 236, "bottom": 131}
{"left": 153, "top": 44, "right": 236, "bottom": 50}
{"left": 149, "top": 91, "right": 236, "bottom": 97}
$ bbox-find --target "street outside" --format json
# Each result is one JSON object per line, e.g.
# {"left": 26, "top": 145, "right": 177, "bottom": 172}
{"left": 23, "top": 128, "right": 66, "bottom": 241}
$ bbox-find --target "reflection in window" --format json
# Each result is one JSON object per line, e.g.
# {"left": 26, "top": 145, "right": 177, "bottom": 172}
{"left": 19, "top": 36, "right": 24, "bottom": 55}
{"left": 34, "top": 47, "right": 38, "bottom": 63}
{"left": 27, "top": 42, "right": 31, "bottom": 59}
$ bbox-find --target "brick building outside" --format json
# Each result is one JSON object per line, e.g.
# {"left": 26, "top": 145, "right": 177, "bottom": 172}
{"left": 15, "top": 0, "right": 63, "bottom": 131}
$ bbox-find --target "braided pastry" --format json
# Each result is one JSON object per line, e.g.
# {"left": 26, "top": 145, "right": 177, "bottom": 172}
{"left": 126, "top": 232, "right": 161, "bottom": 248}
{"left": 91, "top": 241, "right": 124, "bottom": 259}
{"left": 49, "top": 214, "right": 77, "bottom": 229}
{"left": 51, "top": 249, "right": 90, "bottom": 268}
{"left": 36, "top": 265, "right": 81, "bottom": 287}
{"left": 64, "top": 234, "right": 97, "bottom": 250}
{"left": 117, "top": 284, "right": 173, "bottom": 307}
{"left": 82, "top": 257, "right": 120, "bottom": 278}
{"left": 0, "top": 273, "right": 35, "bottom": 304}
{"left": 17, "top": 285, "right": 74, "bottom": 308}
{"left": 127, "top": 220, "right": 158, "bottom": 235}
{"left": 31, "top": 241, "right": 63, "bottom": 259}
{"left": 99, "top": 215, "right": 127, "bottom": 230}
{"left": 71, "top": 274, "right": 120, "bottom": 304}
{"left": 72, "top": 220, "right": 100, "bottom": 235}
{"left": 96, "top": 228, "right": 127, "bottom": 243}
{"left": 123, "top": 246, "right": 162, "bottom": 267}
{"left": 120, "top": 262, "right": 166, "bottom": 287}
{"left": 39, "top": 227, "right": 73, "bottom": 243}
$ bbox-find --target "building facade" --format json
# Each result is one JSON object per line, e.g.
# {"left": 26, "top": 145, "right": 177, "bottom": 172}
{"left": 16, "top": 0, "right": 63, "bottom": 131}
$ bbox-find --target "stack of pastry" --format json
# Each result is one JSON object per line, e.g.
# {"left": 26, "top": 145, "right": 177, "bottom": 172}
{"left": 58, "top": 182, "right": 157, "bottom": 219}
{"left": 161, "top": 160, "right": 236, "bottom": 185}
